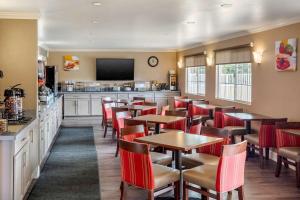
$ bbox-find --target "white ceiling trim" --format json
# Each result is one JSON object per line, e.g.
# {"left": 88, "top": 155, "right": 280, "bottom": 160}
{"left": 48, "top": 48, "right": 177, "bottom": 53}
{"left": 178, "top": 16, "right": 300, "bottom": 52}
{"left": 0, "top": 12, "right": 40, "bottom": 19}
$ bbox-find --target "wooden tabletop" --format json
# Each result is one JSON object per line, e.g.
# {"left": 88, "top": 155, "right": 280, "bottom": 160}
{"left": 133, "top": 114, "right": 186, "bottom": 124}
{"left": 224, "top": 112, "right": 272, "bottom": 121}
{"left": 194, "top": 104, "right": 217, "bottom": 110}
{"left": 135, "top": 131, "right": 224, "bottom": 151}
{"left": 283, "top": 129, "right": 300, "bottom": 136}
{"left": 120, "top": 105, "right": 156, "bottom": 111}
{"left": 176, "top": 98, "right": 205, "bottom": 103}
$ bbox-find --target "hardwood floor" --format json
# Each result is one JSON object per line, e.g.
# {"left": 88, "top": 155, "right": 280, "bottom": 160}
{"left": 63, "top": 118, "right": 300, "bottom": 200}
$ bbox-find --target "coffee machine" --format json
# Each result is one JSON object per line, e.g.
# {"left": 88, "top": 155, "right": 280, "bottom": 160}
{"left": 3, "top": 84, "right": 25, "bottom": 121}
{"left": 168, "top": 70, "right": 177, "bottom": 91}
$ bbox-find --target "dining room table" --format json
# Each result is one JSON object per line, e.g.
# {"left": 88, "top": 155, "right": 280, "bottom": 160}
{"left": 133, "top": 114, "right": 186, "bottom": 134}
{"left": 119, "top": 105, "right": 157, "bottom": 117}
{"left": 224, "top": 112, "right": 273, "bottom": 139}
{"left": 135, "top": 130, "right": 224, "bottom": 200}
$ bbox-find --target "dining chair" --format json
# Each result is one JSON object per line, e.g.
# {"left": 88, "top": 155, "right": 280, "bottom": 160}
{"left": 102, "top": 102, "right": 115, "bottom": 138}
{"left": 183, "top": 141, "right": 247, "bottom": 200}
{"left": 121, "top": 125, "right": 172, "bottom": 166}
{"left": 124, "top": 118, "right": 150, "bottom": 136}
{"left": 244, "top": 118, "right": 287, "bottom": 168}
{"left": 182, "top": 126, "right": 230, "bottom": 168}
{"left": 132, "top": 97, "right": 145, "bottom": 105}
{"left": 174, "top": 96, "right": 188, "bottom": 111}
{"left": 162, "top": 110, "right": 187, "bottom": 132}
{"left": 206, "top": 106, "right": 235, "bottom": 128}
{"left": 112, "top": 107, "right": 129, "bottom": 139}
{"left": 101, "top": 97, "right": 114, "bottom": 127}
{"left": 115, "top": 111, "right": 132, "bottom": 157}
{"left": 161, "top": 105, "right": 170, "bottom": 116}
{"left": 119, "top": 140, "right": 180, "bottom": 200}
{"left": 187, "top": 100, "right": 210, "bottom": 126}
{"left": 221, "top": 108, "right": 246, "bottom": 143}
{"left": 189, "top": 118, "right": 202, "bottom": 134}
{"left": 141, "top": 102, "right": 158, "bottom": 115}
{"left": 275, "top": 122, "right": 300, "bottom": 187}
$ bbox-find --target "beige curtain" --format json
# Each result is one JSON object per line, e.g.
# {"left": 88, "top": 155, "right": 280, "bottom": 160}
{"left": 185, "top": 54, "right": 206, "bottom": 67}
{"left": 215, "top": 47, "right": 251, "bottom": 64}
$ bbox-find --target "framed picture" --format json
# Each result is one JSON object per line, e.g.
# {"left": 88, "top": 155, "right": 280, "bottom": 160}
{"left": 64, "top": 55, "right": 80, "bottom": 71}
{"left": 275, "top": 38, "right": 297, "bottom": 71}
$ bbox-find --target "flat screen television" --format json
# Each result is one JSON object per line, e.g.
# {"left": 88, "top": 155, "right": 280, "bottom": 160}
{"left": 96, "top": 58, "right": 134, "bottom": 80}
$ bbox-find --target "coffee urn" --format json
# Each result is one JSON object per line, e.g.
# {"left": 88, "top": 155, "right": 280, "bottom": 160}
{"left": 3, "top": 84, "right": 25, "bottom": 121}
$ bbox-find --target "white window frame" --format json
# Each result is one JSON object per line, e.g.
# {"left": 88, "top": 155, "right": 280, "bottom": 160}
{"left": 185, "top": 65, "right": 206, "bottom": 96}
{"left": 216, "top": 62, "right": 252, "bottom": 104}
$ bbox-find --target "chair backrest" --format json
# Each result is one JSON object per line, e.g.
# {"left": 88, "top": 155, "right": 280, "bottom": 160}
{"left": 164, "top": 110, "right": 187, "bottom": 132}
{"left": 275, "top": 122, "right": 300, "bottom": 148}
{"left": 216, "top": 141, "right": 247, "bottom": 193}
{"left": 115, "top": 111, "right": 132, "bottom": 138}
{"left": 102, "top": 102, "right": 115, "bottom": 121}
{"left": 197, "top": 127, "right": 230, "bottom": 156}
{"left": 213, "top": 106, "right": 235, "bottom": 128}
{"left": 174, "top": 96, "right": 188, "bottom": 109}
{"left": 258, "top": 118, "right": 287, "bottom": 148}
{"left": 222, "top": 108, "right": 244, "bottom": 127}
{"left": 112, "top": 107, "right": 129, "bottom": 128}
{"left": 141, "top": 102, "right": 158, "bottom": 115}
{"left": 132, "top": 97, "right": 145, "bottom": 105}
{"left": 119, "top": 140, "right": 154, "bottom": 190}
{"left": 121, "top": 125, "right": 146, "bottom": 141}
{"left": 187, "top": 100, "right": 209, "bottom": 118}
{"left": 189, "top": 119, "right": 202, "bottom": 134}
{"left": 102, "top": 96, "right": 113, "bottom": 102}
{"left": 161, "top": 105, "right": 170, "bottom": 116}
{"left": 124, "top": 119, "right": 149, "bottom": 136}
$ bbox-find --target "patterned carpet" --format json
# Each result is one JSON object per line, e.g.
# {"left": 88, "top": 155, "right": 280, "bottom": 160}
{"left": 28, "top": 127, "right": 101, "bottom": 200}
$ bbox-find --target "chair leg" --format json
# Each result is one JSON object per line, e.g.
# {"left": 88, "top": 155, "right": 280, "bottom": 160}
{"left": 275, "top": 155, "right": 282, "bottom": 177}
{"left": 216, "top": 193, "right": 221, "bottom": 200}
{"left": 283, "top": 157, "right": 289, "bottom": 168}
{"left": 120, "top": 181, "right": 127, "bottom": 200}
{"left": 112, "top": 128, "right": 116, "bottom": 141}
{"left": 259, "top": 148, "right": 264, "bottom": 169}
{"left": 183, "top": 181, "right": 188, "bottom": 200}
{"left": 230, "top": 135, "right": 236, "bottom": 144}
{"left": 246, "top": 143, "right": 251, "bottom": 160}
{"left": 201, "top": 187, "right": 208, "bottom": 200}
{"left": 227, "top": 191, "right": 232, "bottom": 200}
{"left": 296, "top": 162, "right": 300, "bottom": 187}
{"left": 115, "top": 140, "right": 119, "bottom": 157}
{"left": 174, "top": 181, "right": 180, "bottom": 200}
{"left": 147, "top": 190, "right": 154, "bottom": 200}
{"left": 103, "top": 125, "right": 108, "bottom": 138}
{"left": 265, "top": 148, "right": 269, "bottom": 160}
{"left": 237, "top": 186, "right": 244, "bottom": 200}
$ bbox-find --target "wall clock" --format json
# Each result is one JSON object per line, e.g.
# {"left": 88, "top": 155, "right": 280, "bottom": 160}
{"left": 148, "top": 56, "right": 159, "bottom": 67}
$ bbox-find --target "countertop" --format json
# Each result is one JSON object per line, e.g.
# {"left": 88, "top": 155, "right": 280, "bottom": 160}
{"left": 59, "top": 90, "right": 180, "bottom": 94}
{"left": 39, "top": 94, "right": 63, "bottom": 118}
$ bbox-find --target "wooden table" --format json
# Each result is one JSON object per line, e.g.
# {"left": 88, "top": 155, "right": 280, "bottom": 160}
{"left": 283, "top": 129, "right": 300, "bottom": 136}
{"left": 224, "top": 112, "right": 272, "bottom": 136}
{"left": 194, "top": 104, "right": 217, "bottom": 119}
{"left": 120, "top": 105, "right": 157, "bottom": 117}
{"left": 135, "top": 131, "right": 223, "bottom": 200}
{"left": 133, "top": 114, "right": 186, "bottom": 134}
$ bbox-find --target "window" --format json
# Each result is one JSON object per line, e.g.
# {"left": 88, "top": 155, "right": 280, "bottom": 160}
{"left": 215, "top": 46, "right": 252, "bottom": 104}
{"left": 186, "top": 66, "right": 206, "bottom": 95}
{"left": 185, "top": 54, "right": 206, "bottom": 95}
{"left": 216, "top": 63, "right": 252, "bottom": 103}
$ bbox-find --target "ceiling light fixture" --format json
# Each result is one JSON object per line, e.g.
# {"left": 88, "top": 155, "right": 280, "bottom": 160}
{"left": 220, "top": 3, "right": 233, "bottom": 8}
{"left": 92, "top": 2, "right": 102, "bottom": 6}
{"left": 91, "top": 20, "right": 99, "bottom": 24}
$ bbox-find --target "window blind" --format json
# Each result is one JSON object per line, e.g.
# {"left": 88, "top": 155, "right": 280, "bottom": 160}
{"left": 215, "top": 47, "right": 251, "bottom": 64}
{"left": 185, "top": 54, "right": 206, "bottom": 67}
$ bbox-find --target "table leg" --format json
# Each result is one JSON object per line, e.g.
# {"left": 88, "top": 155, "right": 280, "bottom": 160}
{"left": 174, "top": 150, "right": 183, "bottom": 200}
{"left": 133, "top": 110, "right": 138, "bottom": 117}
{"left": 209, "top": 109, "right": 213, "bottom": 119}
{"left": 155, "top": 123, "right": 160, "bottom": 134}
{"left": 244, "top": 120, "right": 251, "bottom": 141}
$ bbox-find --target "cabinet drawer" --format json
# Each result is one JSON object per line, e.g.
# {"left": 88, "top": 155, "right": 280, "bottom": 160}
{"left": 91, "top": 93, "right": 117, "bottom": 99}
{"left": 15, "top": 132, "right": 30, "bottom": 154}
{"left": 154, "top": 92, "right": 181, "bottom": 98}
{"left": 118, "top": 93, "right": 129, "bottom": 99}
{"left": 64, "top": 94, "right": 90, "bottom": 99}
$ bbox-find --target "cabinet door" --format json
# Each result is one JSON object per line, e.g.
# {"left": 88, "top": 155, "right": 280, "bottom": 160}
{"left": 91, "top": 99, "right": 102, "bottom": 116}
{"left": 39, "top": 123, "right": 46, "bottom": 163}
{"left": 64, "top": 99, "right": 77, "bottom": 116}
{"left": 14, "top": 148, "right": 23, "bottom": 200}
{"left": 23, "top": 143, "right": 31, "bottom": 193}
{"left": 29, "top": 127, "right": 39, "bottom": 179}
{"left": 77, "top": 99, "right": 90, "bottom": 116}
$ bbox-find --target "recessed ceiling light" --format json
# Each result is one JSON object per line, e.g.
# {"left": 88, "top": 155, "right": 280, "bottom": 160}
{"left": 91, "top": 20, "right": 99, "bottom": 24}
{"left": 185, "top": 21, "right": 197, "bottom": 25}
{"left": 220, "top": 3, "right": 233, "bottom": 8}
{"left": 92, "top": 2, "right": 101, "bottom": 6}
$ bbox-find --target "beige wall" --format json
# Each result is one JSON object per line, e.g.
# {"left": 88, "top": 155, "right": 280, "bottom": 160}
{"left": 177, "top": 22, "right": 300, "bottom": 121}
{"left": 48, "top": 51, "right": 177, "bottom": 83}
{"left": 0, "top": 19, "right": 38, "bottom": 111}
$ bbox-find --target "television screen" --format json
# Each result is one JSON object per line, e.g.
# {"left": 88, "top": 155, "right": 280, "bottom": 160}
{"left": 96, "top": 58, "right": 134, "bottom": 80}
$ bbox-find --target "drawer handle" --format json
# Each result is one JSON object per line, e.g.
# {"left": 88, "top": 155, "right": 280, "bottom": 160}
{"left": 21, "top": 137, "right": 27, "bottom": 142}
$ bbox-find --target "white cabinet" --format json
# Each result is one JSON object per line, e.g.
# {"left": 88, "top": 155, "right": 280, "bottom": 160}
{"left": 64, "top": 99, "right": 76, "bottom": 116}
{"left": 29, "top": 127, "right": 39, "bottom": 179}
{"left": 91, "top": 99, "right": 102, "bottom": 115}
{"left": 77, "top": 99, "right": 90, "bottom": 116}
{"left": 64, "top": 94, "right": 91, "bottom": 116}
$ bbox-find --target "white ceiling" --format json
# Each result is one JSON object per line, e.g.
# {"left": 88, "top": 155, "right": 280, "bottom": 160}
{"left": 1, "top": 0, "right": 300, "bottom": 51}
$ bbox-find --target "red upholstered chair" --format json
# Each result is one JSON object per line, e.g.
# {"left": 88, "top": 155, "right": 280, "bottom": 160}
{"left": 162, "top": 110, "right": 187, "bottom": 132}
{"left": 102, "top": 102, "right": 115, "bottom": 138}
{"left": 174, "top": 96, "right": 188, "bottom": 111}
{"left": 101, "top": 97, "right": 114, "bottom": 127}
{"left": 222, "top": 108, "right": 245, "bottom": 143}
{"left": 124, "top": 118, "right": 150, "bottom": 136}
{"left": 119, "top": 140, "right": 180, "bottom": 200}
{"left": 115, "top": 111, "right": 132, "bottom": 157}
{"left": 141, "top": 102, "right": 158, "bottom": 115}
{"left": 161, "top": 105, "right": 170, "bottom": 116}
{"left": 189, "top": 119, "right": 202, "bottom": 134}
{"left": 183, "top": 141, "right": 247, "bottom": 200}
{"left": 132, "top": 97, "right": 145, "bottom": 105}
{"left": 112, "top": 107, "right": 128, "bottom": 140}
{"left": 121, "top": 125, "right": 172, "bottom": 166}
{"left": 206, "top": 106, "right": 235, "bottom": 128}
{"left": 182, "top": 127, "right": 230, "bottom": 168}
{"left": 275, "top": 122, "right": 300, "bottom": 187}
{"left": 244, "top": 118, "right": 287, "bottom": 168}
